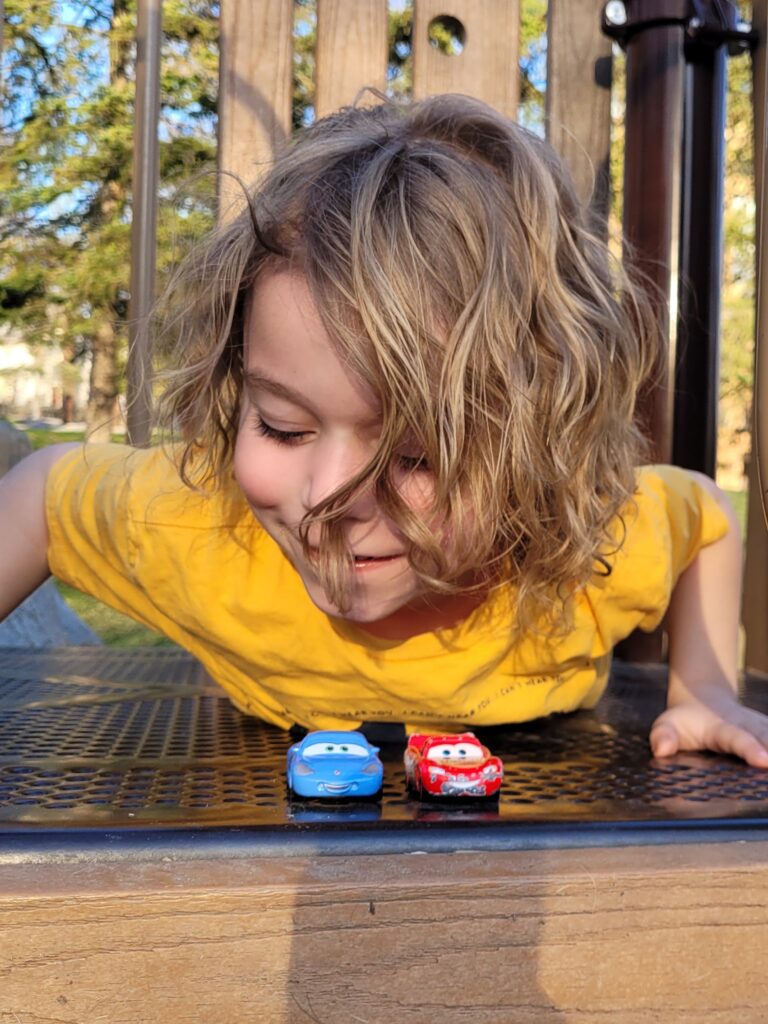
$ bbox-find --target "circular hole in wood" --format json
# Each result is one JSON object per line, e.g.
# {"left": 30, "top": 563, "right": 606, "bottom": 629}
{"left": 427, "top": 15, "right": 466, "bottom": 56}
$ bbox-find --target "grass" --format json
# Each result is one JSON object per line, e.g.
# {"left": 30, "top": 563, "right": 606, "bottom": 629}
{"left": 23, "top": 428, "right": 118, "bottom": 449}
{"left": 54, "top": 581, "right": 175, "bottom": 648}
{"left": 726, "top": 489, "right": 747, "bottom": 537}
{"left": 24, "top": 428, "right": 85, "bottom": 449}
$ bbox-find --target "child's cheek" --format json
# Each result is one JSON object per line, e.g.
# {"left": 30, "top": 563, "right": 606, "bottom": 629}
{"left": 398, "top": 471, "right": 434, "bottom": 516}
{"left": 233, "top": 436, "right": 287, "bottom": 511}
{"left": 401, "top": 474, "right": 477, "bottom": 568}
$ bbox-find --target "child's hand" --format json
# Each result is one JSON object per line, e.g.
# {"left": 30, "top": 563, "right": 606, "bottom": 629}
{"left": 650, "top": 693, "right": 768, "bottom": 768}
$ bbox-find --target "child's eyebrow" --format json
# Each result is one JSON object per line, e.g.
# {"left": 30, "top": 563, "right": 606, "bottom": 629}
{"left": 244, "top": 371, "right": 308, "bottom": 407}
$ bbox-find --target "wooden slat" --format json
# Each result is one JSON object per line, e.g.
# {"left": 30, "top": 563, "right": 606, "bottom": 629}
{"left": 546, "top": 0, "right": 612, "bottom": 220}
{"left": 217, "top": 0, "right": 293, "bottom": 207}
{"left": 3, "top": 842, "right": 768, "bottom": 1020}
{"left": 412, "top": 0, "right": 520, "bottom": 117}
{"left": 315, "top": 0, "right": 388, "bottom": 118}
{"left": 745, "top": 0, "right": 768, "bottom": 673}
{"left": 745, "top": 455, "right": 768, "bottom": 671}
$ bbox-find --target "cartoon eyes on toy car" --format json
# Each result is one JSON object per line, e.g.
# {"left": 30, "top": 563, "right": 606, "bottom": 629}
{"left": 426, "top": 741, "right": 485, "bottom": 763}
{"left": 300, "top": 740, "right": 371, "bottom": 758}
{"left": 404, "top": 732, "right": 503, "bottom": 799}
{"left": 286, "top": 730, "right": 384, "bottom": 799}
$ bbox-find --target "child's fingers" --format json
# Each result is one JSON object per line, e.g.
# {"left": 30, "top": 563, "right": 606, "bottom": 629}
{"left": 710, "top": 722, "right": 768, "bottom": 769}
{"left": 650, "top": 706, "right": 768, "bottom": 765}
{"left": 649, "top": 721, "right": 680, "bottom": 758}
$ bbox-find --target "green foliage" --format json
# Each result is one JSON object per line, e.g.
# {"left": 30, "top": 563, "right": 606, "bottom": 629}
{"left": 725, "top": 489, "right": 747, "bottom": 535}
{"left": 719, "top": 37, "right": 755, "bottom": 481}
{"left": 520, "top": 0, "right": 547, "bottom": 115}
{"left": 0, "top": 0, "right": 218, "bottom": 396}
{"left": 293, "top": 0, "right": 316, "bottom": 128}
{"left": 1, "top": 1, "right": 757, "bottom": 486}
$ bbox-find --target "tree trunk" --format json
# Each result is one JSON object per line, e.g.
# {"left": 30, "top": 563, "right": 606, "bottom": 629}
{"left": 85, "top": 319, "right": 118, "bottom": 442}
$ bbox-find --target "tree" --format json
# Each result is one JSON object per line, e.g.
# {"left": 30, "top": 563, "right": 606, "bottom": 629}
{"left": 719, "top": 40, "right": 755, "bottom": 487}
{"left": 0, "top": 0, "right": 218, "bottom": 438}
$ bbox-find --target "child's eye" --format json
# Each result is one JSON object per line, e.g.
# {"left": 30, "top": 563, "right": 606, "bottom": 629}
{"left": 395, "top": 452, "right": 429, "bottom": 472}
{"left": 254, "top": 416, "right": 308, "bottom": 446}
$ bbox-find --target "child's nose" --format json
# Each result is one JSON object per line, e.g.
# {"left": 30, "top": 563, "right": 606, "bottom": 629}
{"left": 303, "top": 441, "right": 377, "bottom": 519}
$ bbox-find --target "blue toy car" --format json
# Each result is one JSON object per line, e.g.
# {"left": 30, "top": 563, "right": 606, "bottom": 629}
{"left": 286, "top": 730, "right": 384, "bottom": 799}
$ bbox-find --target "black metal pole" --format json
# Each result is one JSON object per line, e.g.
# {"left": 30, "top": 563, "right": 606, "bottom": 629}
{"left": 673, "top": 9, "right": 730, "bottom": 477}
{"left": 616, "top": 0, "right": 686, "bottom": 663}
{"left": 621, "top": 0, "right": 688, "bottom": 469}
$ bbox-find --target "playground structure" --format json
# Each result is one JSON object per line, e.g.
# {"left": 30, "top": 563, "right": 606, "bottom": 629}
{"left": 126, "top": 0, "right": 768, "bottom": 672}
{"left": 3, "top": 2, "right": 768, "bottom": 1020}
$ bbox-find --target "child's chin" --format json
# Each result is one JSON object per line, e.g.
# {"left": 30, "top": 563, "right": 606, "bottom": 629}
{"left": 316, "top": 597, "right": 401, "bottom": 625}
{"left": 303, "top": 581, "right": 403, "bottom": 624}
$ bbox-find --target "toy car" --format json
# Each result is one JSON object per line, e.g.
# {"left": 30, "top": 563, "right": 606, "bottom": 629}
{"left": 286, "top": 730, "right": 384, "bottom": 799}
{"left": 404, "top": 732, "right": 503, "bottom": 799}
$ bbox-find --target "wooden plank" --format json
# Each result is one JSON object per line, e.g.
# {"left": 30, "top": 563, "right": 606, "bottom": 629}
{"left": 745, "top": 0, "right": 768, "bottom": 673}
{"left": 2, "top": 842, "right": 768, "bottom": 1021}
{"left": 745, "top": 444, "right": 768, "bottom": 671}
{"left": 315, "top": 0, "right": 388, "bottom": 118}
{"left": 546, "top": 0, "right": 612, "bottom": 221}
{"left": 412, "top": 0, "right": 520, "bottom": 117}
{"left": 217, "top": 0, "right": 293, "bottom": 209}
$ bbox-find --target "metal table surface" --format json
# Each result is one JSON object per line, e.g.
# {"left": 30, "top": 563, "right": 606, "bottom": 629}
{"left": 1, "top": 646, "right": 768, "bottom": 858}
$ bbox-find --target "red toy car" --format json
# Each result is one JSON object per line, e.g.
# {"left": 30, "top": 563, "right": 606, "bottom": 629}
{"left": 404, "top": 732, "right": 504, "bottom": 799}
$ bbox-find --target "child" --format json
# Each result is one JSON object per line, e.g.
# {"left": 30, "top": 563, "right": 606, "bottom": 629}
{"left": 1, "top": 94, "right": 765, "bottom": 766}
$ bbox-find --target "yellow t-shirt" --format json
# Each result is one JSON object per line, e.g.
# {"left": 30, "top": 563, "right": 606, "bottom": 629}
{"left": 46, "top": 444, "right": 730, "bottom": 732}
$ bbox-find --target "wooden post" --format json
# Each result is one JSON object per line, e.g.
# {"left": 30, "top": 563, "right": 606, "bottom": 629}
{"left": 218, "top": 0, "right": 293, "bottom": 214}
{"left": 412, "top": 0, "right": 520, "bottom": 117}
{"left": 546, "top": 0, "right": 612, "bottom": 225}
{"left": 315, "top": 0, "right": 388, "bottom": 118}
{"left": 745, "top": 0, "right": 768, "bottom": 673}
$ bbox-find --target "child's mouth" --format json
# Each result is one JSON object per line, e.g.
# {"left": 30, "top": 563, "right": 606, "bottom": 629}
{"left": 306, "top": 547, "right": 403, "bottom": 570}
{"left": 305, "top": 548, "right": 403, "bottom": 573}
{"left": 352, "top": 553, "right": 402, "bottom": 569}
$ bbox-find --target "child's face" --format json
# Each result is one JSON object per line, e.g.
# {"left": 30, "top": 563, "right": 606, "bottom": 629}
{"left": 234, "top": 269, "right": 470, "bottom": 633}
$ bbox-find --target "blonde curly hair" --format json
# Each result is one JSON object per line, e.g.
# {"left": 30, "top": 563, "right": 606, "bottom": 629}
{"left": 155, "top": 93, "right": 663, "bottom": 630}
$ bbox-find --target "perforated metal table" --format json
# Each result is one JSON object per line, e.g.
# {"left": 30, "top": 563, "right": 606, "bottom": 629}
{"left": 1, "top": 646, "right": 768, "bottom": 857}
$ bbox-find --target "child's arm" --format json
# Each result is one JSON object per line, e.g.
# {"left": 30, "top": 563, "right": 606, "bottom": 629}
{"left": 0, "top": 443, "right": 79, "bottom": 620}
{"left": 649, "top": 471, "right": 768, "bottom": 767}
